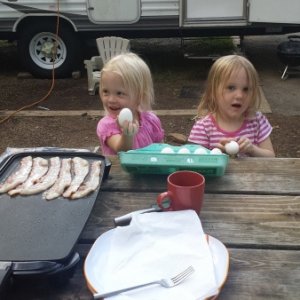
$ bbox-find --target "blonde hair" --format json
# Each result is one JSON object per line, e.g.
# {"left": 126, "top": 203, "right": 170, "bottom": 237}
{"left": 197, "top": 55, "right": 263, "bottom": 118}
{"left": 100, "top": 52, "right": 154, "bottom": 111}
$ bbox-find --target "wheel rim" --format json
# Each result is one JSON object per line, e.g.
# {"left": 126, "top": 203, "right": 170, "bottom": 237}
{"left": 29, "top": 32, "right": 67, "bottom": 70}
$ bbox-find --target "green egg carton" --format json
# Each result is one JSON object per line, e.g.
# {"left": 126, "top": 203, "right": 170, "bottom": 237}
{"left": 119, "top": 143, "right": 229, "bottom": 177}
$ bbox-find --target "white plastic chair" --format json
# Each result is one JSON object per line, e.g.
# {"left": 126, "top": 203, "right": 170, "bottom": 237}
{"left": 84, "top": 36, "right": 130, "bottom": 95}
{"left": 84, "top": 56, "right": 102, "bottom": 95}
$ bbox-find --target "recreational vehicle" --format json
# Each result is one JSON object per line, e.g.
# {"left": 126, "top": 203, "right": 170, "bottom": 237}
{"left": 0, "top": 0, "right": 300, "bottom": 78}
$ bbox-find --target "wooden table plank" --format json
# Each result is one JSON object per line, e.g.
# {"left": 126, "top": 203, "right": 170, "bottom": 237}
{"left": 102, "top": 158, "right": 300, "bottom": 195}
{"left": 80, "top": 192, "right": 300, "bottom": 248}
{"left": 202, "top": 194, "right": 300, "bottom": 249}
{"left": 6, "top": 246, "right": 300, "bottom": 300}
{"left": 220, "top": 248, "right": 300, "bottom": 299}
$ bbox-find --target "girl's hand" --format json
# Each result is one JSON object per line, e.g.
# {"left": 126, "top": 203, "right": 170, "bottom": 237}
{"left": 107, "top": 119, "right": 139, "bottom": 153}
{"left": 217, "top": 137, "right": 237, "bottom": 153}
{"left": 238, "top": 136, "right": 275, "bottom": 157}
{"left": 237, "top": 136, "right": 253, "bottom": 155}
{"left": 121, "top": 120, "right": 139, "bottom": 136}
{"left": 216, "top": 136, "right": 275, "bottom": 157}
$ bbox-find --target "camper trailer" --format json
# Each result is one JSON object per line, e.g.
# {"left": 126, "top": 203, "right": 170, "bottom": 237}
{"left": 0, "top": 0, "right": 300, "bottom": 78}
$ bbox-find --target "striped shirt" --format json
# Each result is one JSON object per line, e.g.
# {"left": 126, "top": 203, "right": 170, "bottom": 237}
{"left": 188, "top": 112, "right": 272, "bottom": 151}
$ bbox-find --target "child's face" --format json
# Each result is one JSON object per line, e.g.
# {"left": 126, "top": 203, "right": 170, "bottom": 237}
{"left": 100, "top": 71, "right": 135, "bottom": 118}
{"left": 216, "top": 67, "right": 251, "bottom": 121}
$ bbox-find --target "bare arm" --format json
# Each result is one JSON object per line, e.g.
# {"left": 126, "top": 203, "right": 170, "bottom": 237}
{"left": 106, "top": 121, "right": 139, "bottom": 153}
{"left": 216, "top": 136, "right": 275, "bottom": 157}
{"left": 239, "top": 136, "right": 275, "bottom": 157}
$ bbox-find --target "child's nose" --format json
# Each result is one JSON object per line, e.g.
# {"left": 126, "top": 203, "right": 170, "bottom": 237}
{"left": 235, "top": 89, "right": 244, "bottom": 98}
{"left": 108, "top": 94, "right": 117, "bottom": 102}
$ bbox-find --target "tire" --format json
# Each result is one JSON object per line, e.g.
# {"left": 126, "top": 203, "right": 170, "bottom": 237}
{"left": 18, "top": 22, "right": 82, "bottom": 78}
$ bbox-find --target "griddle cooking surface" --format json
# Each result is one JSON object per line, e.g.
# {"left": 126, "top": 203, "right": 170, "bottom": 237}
{"left": 0, "top": 152, "right": 106, "bottom": 262}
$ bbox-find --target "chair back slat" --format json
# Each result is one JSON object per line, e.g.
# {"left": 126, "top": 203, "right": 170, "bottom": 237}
{"left": 97, "top": 36, "right": 130, "bottom": 64}
{"left": 85, "top": 36, "right": 130, "bottom": 95}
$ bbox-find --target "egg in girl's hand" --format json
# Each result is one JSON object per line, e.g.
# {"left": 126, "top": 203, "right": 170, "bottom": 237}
{"left": 193, "top": 147, "right": 208, "bottom": 155}
{"left": 161, "top": 147, "right": 175, "bottom": 154}
{"left": 178, "top": 147, "right": 191, "bottom": 154}
{"left": 225, "top": 141, "right": 239, "bottom": 155}
{"left": 210, "top": 148, "right": 223, "bottom": 155}
{"left": 118, "top": 108, "right": 133, "bottom": 127}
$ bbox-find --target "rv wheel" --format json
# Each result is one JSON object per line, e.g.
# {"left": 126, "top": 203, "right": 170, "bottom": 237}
{"left": 18, "top": 23, "right": 81, "bottom": 78}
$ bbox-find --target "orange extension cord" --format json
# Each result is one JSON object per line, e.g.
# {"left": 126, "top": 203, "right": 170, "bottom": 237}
{"left": 0, "top": 0, "right": 60, "bottom": 124}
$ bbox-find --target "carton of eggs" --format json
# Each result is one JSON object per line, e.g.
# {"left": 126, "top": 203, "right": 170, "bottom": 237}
{"left": 225, "top": 141, "right": 239, "bottom": 155}
{"left": 118, "top": 108, "right": 133, "bottom": 127}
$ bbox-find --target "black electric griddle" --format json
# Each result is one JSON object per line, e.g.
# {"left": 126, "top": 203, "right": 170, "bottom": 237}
{"left": 0, "top": 151, "right": 111, "bottom": 289}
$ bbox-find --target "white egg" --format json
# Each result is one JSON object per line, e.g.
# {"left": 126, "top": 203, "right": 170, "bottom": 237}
{"left": 225, "top": 141, "right": 239, "bottom": 155}
{"left": 210, "top": 148, "right": 223, "bottom": 155}
{"left": 118, "top": 108, "right": 133, "bottom": 127}
{"left": 193, "top": 147, "right": 208, "bottom": 155}
{"left": 161, "top": 147, "right": 175, "bottom": 154}
{"left": 178, "top": 147, "right": 191, "bottom": 154}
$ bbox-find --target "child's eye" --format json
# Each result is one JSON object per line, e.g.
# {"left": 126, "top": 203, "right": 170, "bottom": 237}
{"left": 227, "top": 85, "right": 235, "bottom": 91}
{"left": 117, "top": 91, "right": 125, "bottom": 96}
{"left": 243, "top": 87, "right": 249, "bottom": 92}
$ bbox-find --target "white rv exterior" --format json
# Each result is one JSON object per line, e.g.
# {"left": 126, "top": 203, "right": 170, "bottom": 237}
{"left": 0, "top": 0, "right": 300, "bottom": 78}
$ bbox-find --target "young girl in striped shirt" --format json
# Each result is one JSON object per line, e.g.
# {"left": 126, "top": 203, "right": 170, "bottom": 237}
{"left": 188, "top": 55, "right": 275, "bottom": 157}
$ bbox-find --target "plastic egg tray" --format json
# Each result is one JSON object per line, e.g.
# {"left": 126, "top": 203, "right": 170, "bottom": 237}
{"left": 119, "top": 143, "right": 229, "bottom": 177}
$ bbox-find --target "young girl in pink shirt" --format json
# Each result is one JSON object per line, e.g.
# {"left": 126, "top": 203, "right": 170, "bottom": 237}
{"left": 97, "top": 53, "right": 164, "bottom": 155}
{"left": 188, "top": 55, "right": 275, "bottom": 157}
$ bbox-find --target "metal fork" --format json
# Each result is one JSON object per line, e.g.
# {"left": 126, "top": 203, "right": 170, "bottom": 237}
{"left": 93, "top": 265, "right": 195, "bottom": 299}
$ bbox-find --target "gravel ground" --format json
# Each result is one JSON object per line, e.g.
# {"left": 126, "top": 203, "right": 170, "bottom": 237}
{"left": 0, "top": 35, "right": 299, "bottom": 157}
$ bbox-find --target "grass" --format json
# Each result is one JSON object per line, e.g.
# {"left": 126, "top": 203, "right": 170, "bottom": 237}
{"left": 182, "top": 36, "right": 236, "bottom": 55}
{"left": 0, "top": 40, "right": 17, "bottom": 47}
{"left": 133, "top": 37, "right": 236, "bottom": 82}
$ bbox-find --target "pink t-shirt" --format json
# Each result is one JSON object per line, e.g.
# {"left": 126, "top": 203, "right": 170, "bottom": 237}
{"left": 188, "top": 112, "right": 272, "bottom": 153}
{"left": 97, "top": 111, "right": 164, "bottom": 155}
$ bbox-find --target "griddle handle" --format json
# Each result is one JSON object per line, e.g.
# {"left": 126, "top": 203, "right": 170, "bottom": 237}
{"left": 288, "top": 35, "right": 300, "bottom": 40}
{"left": 103, "top": 157, "right": 112, "bottom": 181}
{"left": 0, "top": 262, "right": 13, "bottom": 291}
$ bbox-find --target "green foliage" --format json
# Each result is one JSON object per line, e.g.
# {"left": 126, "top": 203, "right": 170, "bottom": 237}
{"left": 0, "top": 40, "right": 16, "bottom": 48}
{"left": 183, "top": 37, "right": 235, "bottom": 55}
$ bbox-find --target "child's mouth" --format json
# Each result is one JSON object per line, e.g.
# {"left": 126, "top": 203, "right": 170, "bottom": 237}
{"left": 232, "top": 103, "right": 242, "bottom": 108}
{"left": 109, "top": 107, "right": 121, "bottom": 112}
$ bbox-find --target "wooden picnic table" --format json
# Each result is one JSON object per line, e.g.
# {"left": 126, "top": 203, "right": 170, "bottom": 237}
{"left": 5, "top": 157, "right": 300, "bottom": 300}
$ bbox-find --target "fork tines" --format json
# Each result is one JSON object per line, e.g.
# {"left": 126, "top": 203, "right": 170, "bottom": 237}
{"left": 171, "top": 266, "right": 195, "bottom": 284}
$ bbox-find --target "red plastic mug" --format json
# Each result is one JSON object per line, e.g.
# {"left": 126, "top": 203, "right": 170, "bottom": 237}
{"left": 157, "top": 171, "right": 205, "bottom": 214}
